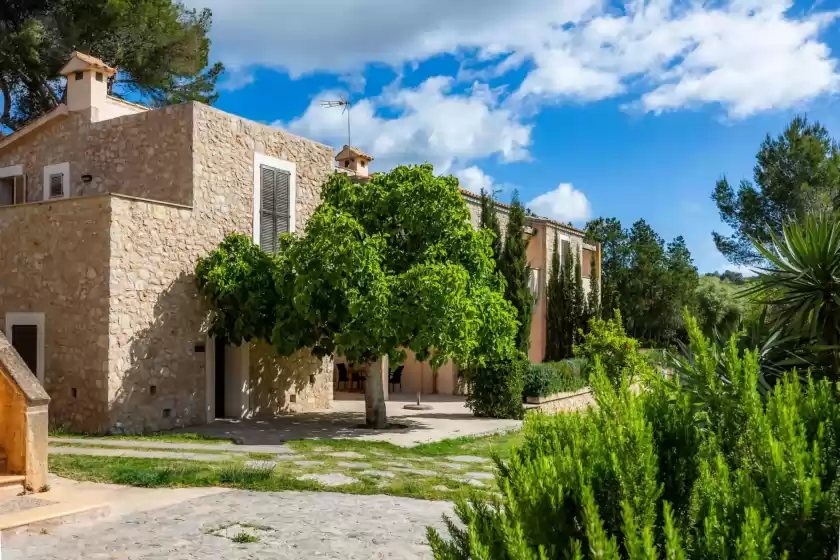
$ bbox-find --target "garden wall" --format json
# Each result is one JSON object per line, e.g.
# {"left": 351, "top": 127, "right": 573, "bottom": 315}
{"left": 525, "top": 388, "right": 594, "bottom": 414}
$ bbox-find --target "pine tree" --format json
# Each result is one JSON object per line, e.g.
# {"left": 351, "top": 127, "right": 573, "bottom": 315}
{"left": 546, "top": 234, "right": 563, "bottom": 361}
{"left": 479, "top": 188, "right": 503, "bottom": 266}
{"left": 574, "top": 250, "right": 586, "bottom": 345}
{"left": 587, "top": 249, "right": 601, "bottom": 321}
{"left": 499, "top": 192, "right": 534, "bottom": 355}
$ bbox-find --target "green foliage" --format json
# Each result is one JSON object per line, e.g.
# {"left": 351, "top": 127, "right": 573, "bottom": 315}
{"left": 694, "top": 275, "right": 745, "bottom": 339}
{"left": 197, "top": 165, "right": 518, "bottom": 426}
{"left": 1, "top": 0, "right": 222, "bottom": 131}
{"left": 430, "top": 316, "right": 840, "bottom": 559}
{"left": 546, "top": 235, "right": 564, "bottom": 362}
{"left": 745, "top": 212, "right": 840, "bottom": 380}
{"left": 712, "top": 115, "right": 840, "bottom": 266}
{"left": 585, "top": 218, "right": 698, "bottom": 346}
{"left": 575, "top": 310, "right": 648, "bottom": 388}
{"left": 588, "top": 249, "right": 602, "bottom": 321}
{"left": 523, "top": 359, "right": 589, "bottom": 398}
{"left": 479, "top": 187, "right": 503, "bottom": 266}
{"left": 466, "top": 356, "right": 526, "bottom": 419}
{"left": 498, "top": 192, "right": 534, "bottom": 355}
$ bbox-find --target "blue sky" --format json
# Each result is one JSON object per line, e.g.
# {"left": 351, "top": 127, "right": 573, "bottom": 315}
{"left": 186, "top": 0, "right": 840, "bottom": 274}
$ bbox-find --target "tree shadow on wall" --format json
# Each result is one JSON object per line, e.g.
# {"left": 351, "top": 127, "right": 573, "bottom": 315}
{"left": 108, "top": 271, "right": 330, "bottom": 435}
{"left": 109, "top": 271, "right": 208, "bottom": 434}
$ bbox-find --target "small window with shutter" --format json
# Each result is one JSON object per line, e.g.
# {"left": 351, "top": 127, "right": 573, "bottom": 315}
{"left": 259, "top": 165, "right": 291, "bottom": 253}
{"left": 49, "top": 174, "right": 64, "bottom": 199}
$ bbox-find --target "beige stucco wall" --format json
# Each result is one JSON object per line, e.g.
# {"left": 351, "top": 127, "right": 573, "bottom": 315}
{"left": 0, "top": 373, "right": 26, "bottom": 474}
{"left": 0, "top": 196, "right": 111, "bottom": 431}
{"left": 0, "top": 105, "right": 193, "bottom": 206}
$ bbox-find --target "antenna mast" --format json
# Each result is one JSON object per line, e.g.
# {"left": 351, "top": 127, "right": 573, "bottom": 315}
{"left": 320, "top": 98, "right": 352, "bottom": 146}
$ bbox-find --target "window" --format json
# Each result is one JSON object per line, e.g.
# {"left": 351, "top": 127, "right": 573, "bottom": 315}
{"left": 74, "top": 71, "right": 84, "bottom": 81}
{"left": 0, "top": 165, "right": 25, "bottom": 206}
{"left": 582, "top": 248, "right": 594, "bottom": 278}
{"left": 96, "top": 72, "right": 104, "bottom": 82}
{"left": 5, "top": 312, "right": 45, "bottom": 382}
{"left": 42, "top": 162, "right": 70, "bottom": 201}
{"left": 253, "top": 154, "right": 296, "bottom": 253}
{"left": 49, "top": 174, "right": 64, "bottom": 199}
{"left": 528, "top": 268, "right": 541, "bottom": 299}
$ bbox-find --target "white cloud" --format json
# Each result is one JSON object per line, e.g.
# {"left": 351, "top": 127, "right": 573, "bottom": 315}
{"left": 456, "top": 167, "right": 494, "bottom": 194}
{"left": 527, "top": 184, "right": 593, "bottom": 225}
{"left": 191, "top": 0, "right": 840, "bottom": 118}
{"left": 217, "top": 66, "right": 256, "bottom": 92}
{"left": 283, "top": 78, "right": 531, "bottom": 172}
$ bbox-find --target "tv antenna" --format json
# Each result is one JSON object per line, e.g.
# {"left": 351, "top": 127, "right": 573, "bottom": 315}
{"left": 320, "top": 97, "right": 353, "bottom": 146}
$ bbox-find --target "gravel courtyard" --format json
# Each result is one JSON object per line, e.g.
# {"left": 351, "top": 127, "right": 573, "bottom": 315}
{"left": 3, "top": 489, "right": 453, "bottom": 559}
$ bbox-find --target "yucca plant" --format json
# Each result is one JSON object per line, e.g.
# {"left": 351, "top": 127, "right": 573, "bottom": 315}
{"left": 744, "top": 212, "right": 840, "bottom": 380}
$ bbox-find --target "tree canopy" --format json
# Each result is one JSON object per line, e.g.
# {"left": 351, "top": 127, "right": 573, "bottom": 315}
{"left": 585, "top": 217, "right": 698, "bottom": 345}
{"left": 712, "top": 115, "right": 840, "bottom": 266}
{"left": 1, "top": 0, "right": 222, "bottom": 132}
{"left": 196, "top": 165, "right": 518, "bottom": 427}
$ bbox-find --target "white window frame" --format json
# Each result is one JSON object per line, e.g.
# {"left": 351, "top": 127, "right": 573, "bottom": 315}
{"left": 252, "top": 153, "right": 296, "bottom": 247}
{"left": 0, "top": 165, "right": 24, "bottom": 205}
{"left": 5, "top": 312, "right": 46, "bottom": 383}
{"left": 528, "top": 267, "right": 541, "bottom": 299}
{"left": 43, "top": 162, "right": 70, "bottom": 201}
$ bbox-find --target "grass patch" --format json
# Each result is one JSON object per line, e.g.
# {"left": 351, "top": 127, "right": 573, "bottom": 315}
{"left": 50, "top": 430, "right": 233, "bottom": 445}
{"left": 232, "top": 532, "right": 259, "bottom": 544}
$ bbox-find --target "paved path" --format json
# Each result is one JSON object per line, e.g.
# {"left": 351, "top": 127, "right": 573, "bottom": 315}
{"left": 3, "top": 490, "right": 453, "bottom": 559}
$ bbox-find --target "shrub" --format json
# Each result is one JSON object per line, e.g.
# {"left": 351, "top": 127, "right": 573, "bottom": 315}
{"left": 575, "top": 310, "right": 649, "bottom": 388}
{"left": 522, "top": 359, "right": 589, "bottom": 398}
{"left": 430, "top": 316, "right": 840, "bottom": 559}
{"left": 467, "top": 356, "right": 526, "bottom": 419}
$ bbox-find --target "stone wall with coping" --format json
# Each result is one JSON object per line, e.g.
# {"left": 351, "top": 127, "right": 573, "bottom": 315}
{"left": 525, "top": 388, "right": 595, "bottom": 415}
{"left": 0, "top": 196, "right": 111, "bottom": 432}
{"left": 0, "top": 105, "right": 193, "bottom": 205}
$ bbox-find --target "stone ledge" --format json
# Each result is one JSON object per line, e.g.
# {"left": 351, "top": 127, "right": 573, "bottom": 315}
{"left": 525, "top": 387, "right": 592, "bottom": 405}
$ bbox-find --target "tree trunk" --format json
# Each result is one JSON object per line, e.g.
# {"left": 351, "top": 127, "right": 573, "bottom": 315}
{"left": 364, "top": 358, "right": 387, "bottom": 429}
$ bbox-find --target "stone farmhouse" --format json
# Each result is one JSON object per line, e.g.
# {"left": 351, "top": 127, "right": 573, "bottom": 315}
{"left": 0, "top": 53, "right": 598, "bottom": 435}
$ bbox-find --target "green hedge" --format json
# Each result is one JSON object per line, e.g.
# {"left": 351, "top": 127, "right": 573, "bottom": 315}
{"left": 466, "top": 357, "right": 526, "bottom": 419}
{"left": 522, "top": 359, "right": 588, "bottom": 398}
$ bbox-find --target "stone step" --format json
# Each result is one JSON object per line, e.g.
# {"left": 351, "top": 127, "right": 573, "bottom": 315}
{"left": 0, "top": 475, "right": 25, "bottom": 492}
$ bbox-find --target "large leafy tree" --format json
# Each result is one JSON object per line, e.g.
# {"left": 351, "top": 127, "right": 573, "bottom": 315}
{"left": 498, "top": 192, "right": 533, "bottom": 355}
{"left": 712, "top": 115, "right": 840, "bottom": 266}
{"left": 1, "top": 0, "right": 222, "bottom": 132}
{"left": 196, "top": 165, "right": 518, "bottom": 428}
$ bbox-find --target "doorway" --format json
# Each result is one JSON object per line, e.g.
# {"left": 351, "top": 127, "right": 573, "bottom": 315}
{"left": 5, "top": 312, "right": 45, "bottom": 383}
{"left": 214, "top": 338, "right": 227, "bottom": 418}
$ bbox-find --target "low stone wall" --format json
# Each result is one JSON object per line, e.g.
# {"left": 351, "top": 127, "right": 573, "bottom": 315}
{"left": 525, "top": 388, "right": 594, "bottom": 415}
{"left": 0, "top": 332, "right": 50, "bottom": 489}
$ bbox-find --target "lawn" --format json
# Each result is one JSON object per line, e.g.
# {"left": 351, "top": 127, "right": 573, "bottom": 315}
{"left": 47, "top": 430, "right": 523, "bottom": 502}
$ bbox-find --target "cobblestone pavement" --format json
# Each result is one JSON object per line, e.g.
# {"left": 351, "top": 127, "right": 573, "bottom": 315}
{"left": 3, "top": 490, "right": 453, "bottom": 559}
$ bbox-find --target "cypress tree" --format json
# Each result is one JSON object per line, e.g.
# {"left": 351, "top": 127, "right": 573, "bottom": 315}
{"left": 479, "top": 188, "right": 503, "bottom": 266}
{"left": 561, "top": 242, "right": 575, "bottom": 358}
{"left": 587, "top": 249, "right": 601, "bottom": 321}
{"left": 574, "top": 250, "right": 586, "bottom": 345}
{"left": 545, "top": 235, "right": 563, "bottom": 361}
{"left": 499, "top": 192, "right": 534, "bottom": 355}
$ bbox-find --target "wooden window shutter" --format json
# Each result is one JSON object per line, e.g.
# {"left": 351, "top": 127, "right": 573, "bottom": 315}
{"left": 259, "top": 165, "right": 292, "bottom": 253}
{"left": 260, "top": 166, "right": 277, "bottom": 253}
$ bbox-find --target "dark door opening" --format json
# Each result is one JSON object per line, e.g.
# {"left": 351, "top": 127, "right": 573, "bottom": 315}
{"left": 11, "top": 324, "right": 38, "bottom": 376}
{"left": 214, "top": 338, "right": 227, "bottom": 419}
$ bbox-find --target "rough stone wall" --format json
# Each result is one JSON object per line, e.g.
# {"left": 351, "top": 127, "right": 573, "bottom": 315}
{"left": 249, "top": 343, "right": 333, "bottom": 415}
{"left": 0, "top": 105, "right": 192, "bottom": 205}
{"left": 0, "top": 196, "right": 111, "bottom": 432}
{"left": 107, "top": 195, "right": 207, "bottom": 433}
{"left": 526, "top": 388, "right": 595, "bottom": 415}
{"left": 192, "top": 103, "right": 336, "bottom": 415}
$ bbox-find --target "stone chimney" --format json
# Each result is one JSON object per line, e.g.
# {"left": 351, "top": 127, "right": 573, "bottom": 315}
{"left": 59, "top": 52, "right": 117, "bottom": 122}
{"left": 335, "top": 145, "right": 374, "bottom": 179}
